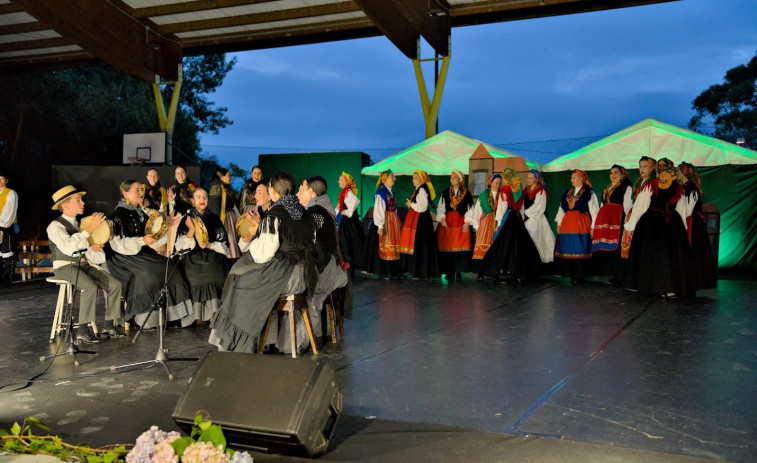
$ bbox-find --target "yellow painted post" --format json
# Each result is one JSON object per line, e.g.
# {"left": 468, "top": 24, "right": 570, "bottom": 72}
{"left": 152, "top": 65, "right": 183, "bottom": 164}
{"left": 413, "top": 55, "right": 450, "bottom": 139}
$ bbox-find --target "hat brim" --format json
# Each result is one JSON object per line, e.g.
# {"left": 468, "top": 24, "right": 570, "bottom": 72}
{"left": 52, "top": 191, "right": 86, "bottom": 210}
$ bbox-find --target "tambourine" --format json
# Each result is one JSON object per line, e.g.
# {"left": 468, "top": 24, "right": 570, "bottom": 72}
{"left": 192, "top": 217, "right": 209, "bottom": 244}
{"left": 236, "top": 214, "right": 255, "bottom": 239}
{"left": 79, "top": 215, "right": 113, "bottom": 245}
{"left": 145, "top": 211, "right": 168, "bottom": 240}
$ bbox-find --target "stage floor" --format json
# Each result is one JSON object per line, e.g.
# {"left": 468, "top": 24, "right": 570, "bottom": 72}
{"left": 0, "top": 275, "right": 755, "bottom": 462}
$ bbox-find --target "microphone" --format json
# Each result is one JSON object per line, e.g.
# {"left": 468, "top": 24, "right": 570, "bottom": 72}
{"left": 171, "top": 248, "right": 192, "bottom": 258}
{"left": 72, "top": 248, "right": 89, "bottom": 257}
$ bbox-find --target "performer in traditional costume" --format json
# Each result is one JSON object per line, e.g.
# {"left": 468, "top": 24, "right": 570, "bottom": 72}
{"left": 554, "top": 169, "right": 599, "bottom": 284}
{"left": 142, "top": 168, "right": 168, "bottom": 214}
{"left": 519, "top": 170, "right": 555, "bottom": 264}
{"left": 175, "top": 188, "right": 229, "bottom": 324}
{"left": 106, "top": 180, "right": 192, "bottom": 328}
{"left": 400, "top": 170, "right": 439, "bottom": 279}
{"left": 620, "top": 156, "right": 656, "bottom": 259}
{"left": 0, "top": 169, "right": 18, "bottom": 287}
{"left": 480, "top": 169, "right": 541, "bottom": 283}
{"left": 239, "top": 165, "right": 264, "bottom": 214}
{"left": 335, "top": 172, "right": 365, "bottom": 273}
{"left": 209, "top": 168, "right": 241, "bottom": 259}
{"left": 591, "top": 165, "right": 632, "bottom": 284}
{"left": 168, "top": 166, "right": 197, "bottom": 215}
{"left": 436, "top": 170, "right": 474, "bottom": 281}
{"left": 209, "top": 171, "right": 318, "bottom": 353}
{"left": 624, "top": 158, "right": 694, "bottom": 297}
{"left": 677, "top": 162, "right": 717, "bottom": 291}
{"left": 361, "top": 170, "right": 402, "bottom": 278}
{"left": 469, "top": 173, "right": 503, "bottom": 275}
{"left": 47, "top": 185, "right": 123, "bottom": 343}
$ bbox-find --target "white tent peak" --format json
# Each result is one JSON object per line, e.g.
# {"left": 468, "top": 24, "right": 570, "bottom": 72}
{"left": 361, "top": 130, "right": 540, "bottom": 176}
{"left": 543, "top": 118, "right": 757, "bottom": 172}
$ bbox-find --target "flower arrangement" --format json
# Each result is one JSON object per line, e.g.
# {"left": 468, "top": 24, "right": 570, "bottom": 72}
{"left": 1, "top": 414, "right": 252, "bottom": 463}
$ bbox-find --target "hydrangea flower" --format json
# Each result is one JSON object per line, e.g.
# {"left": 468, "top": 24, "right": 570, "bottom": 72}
{"left": 126, "top": 426, "right": 181, "bottom": 463}
{"left": 229, "top": 450, "right": 254, "bottom": 463}
{"left": 181, "top": 441, "right": 228, "bottom": 463}
{"left": 151, "top": 434, "right": 180, "bottom": 463}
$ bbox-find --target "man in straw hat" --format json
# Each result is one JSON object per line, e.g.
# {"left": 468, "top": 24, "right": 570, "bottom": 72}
{"left": 47, "top": 185, "right": 124, "bottom": 343}
{"left": 0, "top": 168, "right": 18, "bottom": 287}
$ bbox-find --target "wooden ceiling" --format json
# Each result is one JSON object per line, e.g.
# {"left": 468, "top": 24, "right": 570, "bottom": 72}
{"left": 0, "top": 0, "right": 678, "bottom": 82}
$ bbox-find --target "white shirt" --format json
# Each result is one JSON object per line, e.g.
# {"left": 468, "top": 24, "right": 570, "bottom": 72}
{"left": 409, "top": 187, "right": 429, "bottom": 213}
{"left": 372, "top": 187, "right": 393, "bottom": 229}
{"left": 522, "top": 190, "right": 547, "bottom": 220}
{"left": 554, "top": 187, "right": 600, "bottom": 229}
{"left": 175, "top": 233, "right": 230, "bottom": 257}
{"left": 0, "top": 187, "right": 18, "bottom": 228}
{"left": 436, "top": 188, "right": 473, "bottom": 225}
{"left": 337, "top": 190, "right": 359, "bottom": 218}
{"left": 109, "top": 215, "right": 168, "bottom": 256}
{"left": 46, "top": 215, "right": 105, "bottom": 269}
{"left": 676, "top": 188, "right": 699, "bottom": 230}
{"left": 468, "top": 190, "right": 499, "bottom": 230}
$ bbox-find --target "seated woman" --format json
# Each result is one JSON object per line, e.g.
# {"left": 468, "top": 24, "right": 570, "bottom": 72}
{"left": 209, "top": 171, "right": 318, "bottom": 353}
{"left": 175, "top": 188, "right": 230, "bottom": 324}
{"left": 480, "top": 168, "right": 541, "bottom": 284}
{"left": 335, "top": 172, "right": 365, "bottom": 273}
{"left": 209, "top": 168, "right": 241, "bottom": 260}
{"left": 400, "top": 170, "right": 439, "bottom": 279}
{"left": 106, "top": 180, "right": 192, "bottom": 328}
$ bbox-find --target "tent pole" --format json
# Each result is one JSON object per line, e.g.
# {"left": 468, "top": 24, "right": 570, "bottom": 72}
{"left": 152, "top": 64, "right": 183, "bottom": 165}
{"left": 413, "top": 40, "right": 450, "bottom": 139}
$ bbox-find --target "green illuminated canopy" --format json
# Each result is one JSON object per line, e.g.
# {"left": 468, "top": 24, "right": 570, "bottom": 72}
{"left": 543, "top": 118, "right": 757, "bottom": 172}
{"left": 362, "top": 130, "right": 540, "bottom": 176}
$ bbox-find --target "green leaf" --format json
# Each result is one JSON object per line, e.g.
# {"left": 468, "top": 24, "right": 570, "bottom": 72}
{"left": 102, "top": 452, "right": 120, "bottom": 463}
{"left": 26, "top": 417, "right": 51, "bottom": 432}
{"left": 170, "top": 436, "right": 194, "bottom": 457}
{"left": 198, "top": 421, "right": 212, "bottom": 431}
{"left": 86, "top": 455, "right": 102, "bottom": 463}
{"left": 10, "top": 423, "right": 21, "bottom": 435}
{"left": 197, "top": 424, "right": 226, "bottom": 448}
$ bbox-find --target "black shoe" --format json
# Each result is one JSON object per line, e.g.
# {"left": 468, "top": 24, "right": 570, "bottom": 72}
{"left": 455, "top": 273, "right": 463, "bottom": 281}
{"left": 76, "top": 333, "right": 102, "bottom": 344}
{"left": 101, "top": 327, "right": 127, "bottom": 339}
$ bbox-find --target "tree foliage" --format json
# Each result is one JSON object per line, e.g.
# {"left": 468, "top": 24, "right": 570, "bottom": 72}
{"left": 689, "top": 51, "right": 757, "bottom": 149}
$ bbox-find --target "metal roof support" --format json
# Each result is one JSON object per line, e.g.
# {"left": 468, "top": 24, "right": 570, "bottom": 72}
{"left": 152, "top": 65, "right": 183, "bottom": 165}
{"left": 413, "top": 49, "right": 450, "bottom": 139}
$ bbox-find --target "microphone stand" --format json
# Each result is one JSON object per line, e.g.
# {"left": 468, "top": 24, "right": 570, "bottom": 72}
{"left": 109, "top": 248, "right": 196, "bottom": 380}
{"left": 41, "top": 250, "right": 97, "bottom": 366}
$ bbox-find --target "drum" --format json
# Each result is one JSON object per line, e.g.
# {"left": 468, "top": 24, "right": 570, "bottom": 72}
{"left": 192, "top": 217, "right": 209, "bottom": 244}
{"left": 79, "top": 215, "right": 113, "bottom": 245}
{"left": 236, "top": 214, "right": 255, "bottom": 239}
{"left": 145, "top": 211, "right": 169, "bottom": 240}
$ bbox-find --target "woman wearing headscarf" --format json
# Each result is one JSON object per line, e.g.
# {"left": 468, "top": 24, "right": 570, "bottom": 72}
{"left": 480, "top": 168, "right": 541, "bottom": 284}
{"left": 591, "top": 164, "right": 633, "bottom": 284}
{"left": 469, "top": 173, "right": 504, "bottom": 275}
{"left": 519, "top": 169, "right": 555, "bottom": 264}
{"left": 554, "top": 169, "right": 599, "bottom": 284}
{"left": 239, "top": 165, "right": 264, "bottom": 214}
{"left": 436, "top": 170, "right": 474, "bottom": 281}
{"left": 624, "top": 158, "right": 694, "bottom": 298}
{"left": 174, "top": 187, "right": 229, "bottom": 324}
{"left": 400, "top": 170, "right": 439, "bottom": 279}
{"left": 361, "top": 170, "right": 402, "bottom": 278}
{"left": 209, "top": 168, "right": 241, "bottom": 260}
{"left": 168, "top": 166, "right": 197, "bottom": 215}
{"left": 209, "top": 171, "right": 318, "bottom": 353}
{"left": 336, "top": 171, "right": 365, "bottom": 272}
{"left": 677, "top": 162, "right": 717, "bottom": 291}
{"left": 620, "top": 156, "right": 656, "bottom": 259}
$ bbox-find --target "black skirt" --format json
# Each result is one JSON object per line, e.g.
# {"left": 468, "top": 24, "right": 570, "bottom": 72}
{"left": 338, "top": 213, "right": 365, "bottom": 267}
{"left": 480, "top": 211, "right": 541, "bottom": 280}
{"left": 107, "top": 249, "right": 192, "bottom": 320}
{"left": 625, "top": 209, "right": 695, "bottom": 296}
{"left": 361, "top": 223, "right": 401, "bottom": 276}
{"left": 688, "top": 214, "right": 717, "bottom": 290}
{"left": 400, "top": 212, "right": 439, "bottom": 278}
{"left": 182, "top": 247, "right": 229, "bottom": 303}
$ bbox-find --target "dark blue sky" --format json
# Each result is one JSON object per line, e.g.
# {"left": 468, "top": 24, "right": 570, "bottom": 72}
{"left": 200, "top": 0, "right": 757, "bottom": 168}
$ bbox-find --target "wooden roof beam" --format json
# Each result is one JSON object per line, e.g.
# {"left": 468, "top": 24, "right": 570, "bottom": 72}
{"left": 352, "top": 0, "right": 419, "bottom": 59}
{"left": 132, "top": 0, "right": 280, "bottom": 19}
{"left": 12, "top": 0, "right": 181, "bottom": 82}
{"left": 390, "top": 0, "right": 450, "bottom": 57}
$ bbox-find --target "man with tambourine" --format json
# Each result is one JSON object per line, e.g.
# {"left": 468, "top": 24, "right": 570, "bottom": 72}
{"left": 47, "top": 185, "right": 124, "bottom": 343}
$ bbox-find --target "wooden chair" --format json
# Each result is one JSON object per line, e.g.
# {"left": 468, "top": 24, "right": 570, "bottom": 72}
{"left": 324, "top": 291, "right": 345, "bottom": 344}
{"left": 258, "top": 294, "right": 318, "bottom": 358}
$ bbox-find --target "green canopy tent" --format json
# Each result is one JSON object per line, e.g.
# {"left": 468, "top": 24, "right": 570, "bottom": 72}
{"left": 360, "top": 130, "right": 540, "bottom": 215}
{"left": 541, "top": 118, "right": 757, "bottom": 272}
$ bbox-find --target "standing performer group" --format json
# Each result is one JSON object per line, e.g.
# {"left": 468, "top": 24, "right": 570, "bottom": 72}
{"left": 335, "top": 172, "right": 365, "bottom": 273}
{"left": 400, "top": 170, "right": 439, "bottom": 279}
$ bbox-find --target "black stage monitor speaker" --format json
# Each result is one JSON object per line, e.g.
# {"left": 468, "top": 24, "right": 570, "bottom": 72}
{"left": 172, "top": 351, "right": 341, "bottom": 457}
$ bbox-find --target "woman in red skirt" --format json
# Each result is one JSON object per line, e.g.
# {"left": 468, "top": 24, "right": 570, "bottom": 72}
{"left": 400, "top": 170, "right": 439, "bottom": 279}
{"left": 591, "top": 164, "right": 632, "bottom": 284}
{"left": 554, "top": 169, "right": 599, "bottom": 284}
{"left": 436, "top": 170, "right": 474, "bottom": 281}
